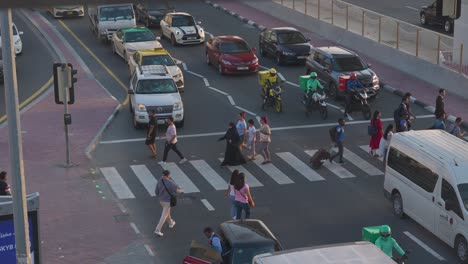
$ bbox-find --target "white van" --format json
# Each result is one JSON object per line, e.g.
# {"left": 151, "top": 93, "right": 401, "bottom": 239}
{"left": 252, "top": 241, "right": 397, "bottom": 263}
{"left": 383, "top": 130, "right": 468, "bottom": 263}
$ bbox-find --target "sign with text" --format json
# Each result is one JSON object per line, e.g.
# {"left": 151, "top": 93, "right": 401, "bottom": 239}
{"left": 0, "top": 0, "right": 137, "bottom": 8}
{"left": 0, "top": 211, "right": 40, "bottom": 264}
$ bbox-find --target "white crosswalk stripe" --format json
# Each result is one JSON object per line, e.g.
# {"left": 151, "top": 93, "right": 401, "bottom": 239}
{"left": 305, "top": 150, "right": 355, "bottom": 179}
{"left": 160, "top": 162, "right": 200, "bottom": 193}
{"left": 190, "top": 160, "right": 227, "bottom": 191}
{"left": 100, "top": 167, "right": 136, "bottom": 199}
{"left": 218, "top": 158, "right": 263, "bottom": 187}
{"left": 130, "top": 165, "right": 157, "bottom": 197}
{"left": 359, "top": 145, "right": 384, "bottom": 162}
{"left": 252, "top": 159, "right": 294, "bottom": 185}
{"left": 343, "top": 148, "right": 383, "bottom": 175}
{"left": 276, "top": 152, "right": 325, "bottom": 182}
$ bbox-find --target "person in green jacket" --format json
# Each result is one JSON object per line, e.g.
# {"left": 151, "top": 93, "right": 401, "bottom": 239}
{"left": 374, "top": 225, "right": 406, "bottom": 259}
{"left": 305, "top": 72, "right": 324, "bottom": 106}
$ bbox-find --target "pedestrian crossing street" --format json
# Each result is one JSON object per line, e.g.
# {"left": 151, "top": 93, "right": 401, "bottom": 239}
{"left": 99, "top": 145, "right": 385, "bottom": 200}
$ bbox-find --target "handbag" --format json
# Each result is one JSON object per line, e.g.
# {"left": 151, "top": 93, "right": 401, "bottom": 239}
{"left": 161, "top": 178, "right": 177, "bottom": 207}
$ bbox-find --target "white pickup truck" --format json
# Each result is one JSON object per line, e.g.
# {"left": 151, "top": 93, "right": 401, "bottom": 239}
{"left": 88, "top": 3, "right": 136, "bottom": 41}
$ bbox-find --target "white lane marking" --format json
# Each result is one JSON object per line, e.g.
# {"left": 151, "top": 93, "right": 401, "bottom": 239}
{"left": 190, "top": 160, "right": 227, "bottom": 191}
{"left": 403, "top": 231, "right": 446, "bottom": 261}
{"left": 100, "top": 167, "right": 135, "bottom": 199}
{"left": 207, "top": 86, "right": 229, "bottom": 96}
{"left": 129, "top": 222, "right": 140, "bottom": 234}
{"left": 117, "top": 203, "right": 127, "bottom": 213}
{"left": 305, "top": 150, "right": 355, "bottom": 178}
{"left": 227, "top": 95, "right": 236, "bottom": 105}
{"left": 186, "top": 70, "right": 204, "bottom": 78}
{"left": 234, "top": 106, "right": 257, "bottom": 116}
{"left": 359, "top": 145, "right": 383, "bottom": 162}
{"left": 219, "top": 158, "right": 263, "bottom": 187}
{"left": 201, "top": 199, "right": 215, "bottom": 211}
{"left": 130, "top": 165, "right": 157, "bottom": 197}
{"left": 346, "top": 113, "right": 354, "bottom": 121}
{"left": 252, "top": 159, "right": 294, "bottom": 184}
{"left": 99, "top": 115, "right": 436, "bottom": 144}
{"left": 405, "top": 6, "right": 419, "bottom": 11}
{"left": 343, "top": 147, "right": 383, "bottom": 175}
{"left": 326, "top": 103, "right": 341, "bottom": 110}
{"left": 182, "top": 63, "right": 188, "bottom": 71}
{"left": 144, "top": 244, "right": 155, "bottom": 257}
{"left": 276, "top": 152, "right": 325, "bottom": 181}
{"left": 203, "top": 78, "right": 210, "bottom": 87}
{"left": 160, "top": 162, "right": 200, "bottom": 193}
{"left": 285, "top": 80, "right": 299, "bottom": 87}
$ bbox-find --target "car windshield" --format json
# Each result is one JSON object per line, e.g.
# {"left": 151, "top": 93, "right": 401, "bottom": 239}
{"left": 125, "top": 31, "right": 155, "bottom": 42}
{"left": 458, "top": 184, "right": 468, "bottom": 210}
{"left": 220, "top": 41, "right": 250, "bottom": 53}
{"left": 231, "top": 246, "right": 275, "bottom": 264}
{"left": 136, "top": 79, "right": 177, "bottom": 94}
{"left": 333, "top": 56, "right": 367, "bottom": 71}
{"left": 99, "top": 6, "right": 134, "bottom": 21}
{"left": 172, "top": 16, "right": 195, "bottom": 27}
{"left": 142, "top": 55, "right": 175, "bottom": 66}
{"left": 277, "top": 31, "right": 307, "bottom": 44}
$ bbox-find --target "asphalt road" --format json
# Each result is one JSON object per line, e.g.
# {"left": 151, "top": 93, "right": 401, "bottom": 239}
{"left": 343, "top": 0, "right": 453, "bottom": 35}
{"left": 0, "top": 10, "right": 55, "bottom": 123}
{"left": 40, "top": 1, "right": 459, "bottom": 263}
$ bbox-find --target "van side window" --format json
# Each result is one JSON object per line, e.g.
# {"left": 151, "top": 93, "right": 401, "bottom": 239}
{"left": 387, "top": 148, "right": 439, "bottom": 193}
{"left": 442, "top": 179, "right": 464, "bottom": 219}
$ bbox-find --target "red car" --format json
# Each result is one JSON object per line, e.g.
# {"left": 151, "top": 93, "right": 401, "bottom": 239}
{"left": 205, "top": 35, "right": 259, "bottom": 75}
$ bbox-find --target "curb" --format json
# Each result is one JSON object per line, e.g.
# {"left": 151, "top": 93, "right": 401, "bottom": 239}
{"left": 204, "top": 0, "right": 468, "bottom": 129}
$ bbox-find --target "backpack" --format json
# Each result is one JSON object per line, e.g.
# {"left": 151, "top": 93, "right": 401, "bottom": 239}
{"left": 329, "top": 126, "right": 338, "bottom": 142}
{"left": 368, "top": 120, "right": 377, "bottom": 136}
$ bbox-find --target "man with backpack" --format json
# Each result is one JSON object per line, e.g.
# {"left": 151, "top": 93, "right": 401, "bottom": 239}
{"left": 329, "top": 118, "right": 346, "bottom": 164}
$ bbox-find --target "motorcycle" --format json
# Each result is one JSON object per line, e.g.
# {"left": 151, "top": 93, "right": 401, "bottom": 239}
{"left": 349, "top": 88, "right": 373, "bottom": 120}
{"left": 262, "top": 82, "right": 282, "bottom": 113}
{"left": 393, "top": 251, "right": 410, "bottom": 264}
{"left": 303, "top": 89, "right": 327, "bottom": 120}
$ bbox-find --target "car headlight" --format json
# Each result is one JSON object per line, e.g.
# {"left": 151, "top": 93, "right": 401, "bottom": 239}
{"left": 173, "top": 101, "right": 183, "bottom": 111}
{"left": 282, "top": 50, "right": 295, "bottom": 56}
{"left": 250, "top": 58, "right": 258, "bottom": 64}
{"left": 199, "top": 28, "right": 204, "bottom": 33}
{"left": 221, "top": 60, "right": 232, "bottom": 65}
{"left": 175, "top": 30, "right": 181, "bottom": 35}
{"left": 138, "top": 104, "right": 147, "bottom": 112}
{"left": 173, "top": 73, "right": 182, "bottom": 79}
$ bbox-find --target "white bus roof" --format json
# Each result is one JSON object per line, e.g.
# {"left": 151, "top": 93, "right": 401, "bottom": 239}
{"left": 253, "top": 241, "right": 396, "bottom": 264}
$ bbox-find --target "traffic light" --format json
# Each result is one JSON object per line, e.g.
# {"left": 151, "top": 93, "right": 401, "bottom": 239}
{"left": 53, "top": 63, "right": 77, "bottom": 104}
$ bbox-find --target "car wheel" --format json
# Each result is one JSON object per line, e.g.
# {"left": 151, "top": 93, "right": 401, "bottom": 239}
{"left": 206, "top": 52, "right": 211, "bottom": 65}
{"left": 420, "top": 13, "right": 427, "bottom": 25}
{"left": 329, "top": 83, "right": 338, "bottom": 100}
{"left": 392, "top": 192, "right": 405, "bottom": 219}
{"left": 259, "top": 44, "right": 266, "bottom": 57}
{"left": 218, "top": 63, "right": 224, "bottom": 75}
{"left": 276, "top": 53, "right": 283, "bottom": 65}
{"left": 444, "top": 20, "right": 452, "bottom": 33}
{"left": 171, "top": 34, "right": 177, "bottom": 46}
{"left": 456, "top": 236, "right": 468, "bottom": 263}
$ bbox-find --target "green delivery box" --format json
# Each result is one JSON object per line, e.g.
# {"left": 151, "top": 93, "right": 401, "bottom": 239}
{"left": 362, "top": 226, "right": 382, "bottom": 244}
{"left": 299, "top": 75, "right": 310, "bottom": 92}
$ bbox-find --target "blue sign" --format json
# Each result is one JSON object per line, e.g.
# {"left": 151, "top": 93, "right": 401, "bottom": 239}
{"left": 0, "top": 214, "right": 36, "bottom": 264}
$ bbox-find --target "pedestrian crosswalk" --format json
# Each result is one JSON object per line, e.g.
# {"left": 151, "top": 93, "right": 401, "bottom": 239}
{"left": 99, "top": 145, "right": 385, "bottom": 200}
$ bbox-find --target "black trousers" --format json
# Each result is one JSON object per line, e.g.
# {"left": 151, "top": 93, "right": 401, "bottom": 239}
{"left": 163, "top": 142, "right": 184, "bottom": 162}
{"left": 330, "top": 141, "right": 344, "bottom": 163}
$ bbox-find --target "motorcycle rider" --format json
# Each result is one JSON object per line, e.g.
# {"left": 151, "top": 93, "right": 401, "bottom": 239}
{"left": 263, "top": 68, "right": 280, "bottom": 97}
{"left": 374, "top": 225, "right": 407, "bottom": 260}
{"left": 304, "top": 72, "right": 324, "bottom": 107}
{"left": 344, "top": 72, "right": 364, "bottom": 117}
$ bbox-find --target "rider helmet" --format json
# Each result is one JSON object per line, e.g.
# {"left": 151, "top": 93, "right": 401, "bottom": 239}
{"left": 310, "top": 72, "right": 318, "bottom": 79}
{"left": 350, "top": 72, "right": 357, "bottom": 80}
{"left": 269, "top": 68, "right": 277, "bottom": 76}
{"left": 380, "top": 225, "right": 392, "bottom": 238}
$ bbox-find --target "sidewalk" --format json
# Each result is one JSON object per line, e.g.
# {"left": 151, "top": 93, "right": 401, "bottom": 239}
{"left": 0, "top": 10, "right": 141, "bottom": 263}
{"left": 206, "top": 0, "right": 468, "bottom": 125}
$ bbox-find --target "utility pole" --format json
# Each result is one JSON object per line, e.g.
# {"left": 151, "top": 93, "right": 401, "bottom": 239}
{"left": 1, "top": 8, "right": 32, "bottom": 264}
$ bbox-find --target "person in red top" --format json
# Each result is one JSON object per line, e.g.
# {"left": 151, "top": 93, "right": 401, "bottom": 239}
{"left": 0, "top": 171, "right": 11, "bottom": 196}
{"left": 369, "top": 110, "right": 383, "bottom": 157}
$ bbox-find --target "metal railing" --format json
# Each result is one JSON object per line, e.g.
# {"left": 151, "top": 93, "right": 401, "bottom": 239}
{"left": 274, "top": 0, "right": 467, "bottom": 76}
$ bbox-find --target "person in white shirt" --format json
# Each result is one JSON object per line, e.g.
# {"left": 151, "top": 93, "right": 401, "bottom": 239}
{"left": 159, "top": 117, "right": 187, "bottom": 165}
{"left": 379, "top": 124, "right": 394, "bottom": 162}
{"left": 246, "top": 119, "right": 256, "bottom": 160}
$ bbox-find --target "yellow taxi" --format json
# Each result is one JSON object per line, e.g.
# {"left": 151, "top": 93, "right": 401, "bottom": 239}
{"left": 128, "top": 48, "right": 184, "bottom": 91}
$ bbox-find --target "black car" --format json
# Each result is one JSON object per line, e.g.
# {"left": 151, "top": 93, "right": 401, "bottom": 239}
{"left": 305, "top": 46, "right": 380, "bottom": 99}
{"left": 134, "top": 1, "right": 175, "bottom": 28}
{"left": 259, "top": 27, "right": 312, "bottom": 65}
{"left": 420, "top": 0, "right": 457, "bottom": 33}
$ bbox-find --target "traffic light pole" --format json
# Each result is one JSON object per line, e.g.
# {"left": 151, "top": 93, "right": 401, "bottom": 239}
{"left": 0, "top": 9, "right": 32, "bottom": 264}
{"left": 62, "top": 64, "right": 72, "bottom": 167}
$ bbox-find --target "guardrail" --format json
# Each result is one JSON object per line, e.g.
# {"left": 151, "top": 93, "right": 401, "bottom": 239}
{"left": 273, "top": 0, "right": 467, "bottom": 77}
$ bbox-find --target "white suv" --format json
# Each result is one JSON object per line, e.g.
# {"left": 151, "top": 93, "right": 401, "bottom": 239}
{"left": 128, "top": 65, "right": 184, "bottom": 128}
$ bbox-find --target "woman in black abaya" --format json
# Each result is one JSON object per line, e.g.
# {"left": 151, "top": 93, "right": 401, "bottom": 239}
{"left": 218, "top": 122, "right": 246, "bottom": 166}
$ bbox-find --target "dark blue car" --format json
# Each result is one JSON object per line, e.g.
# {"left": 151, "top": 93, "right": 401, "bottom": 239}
{"left": 259, "top": 27, "right": 312, "bottom": 65}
